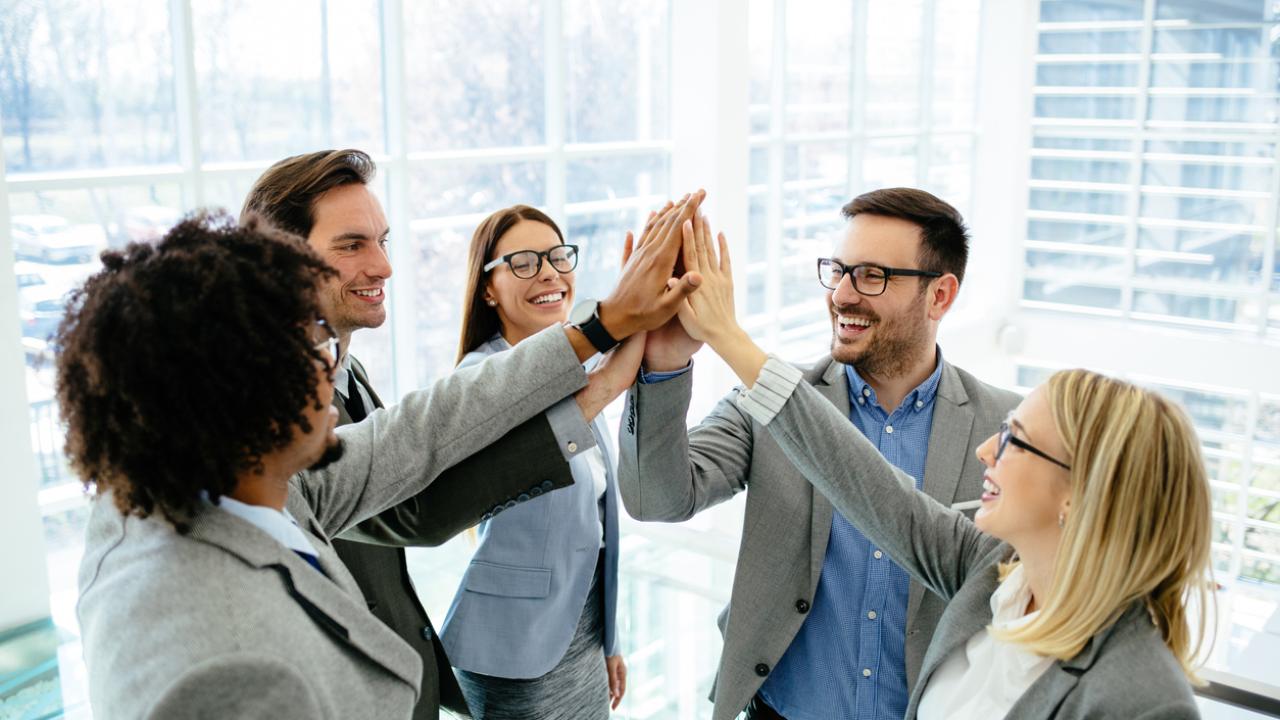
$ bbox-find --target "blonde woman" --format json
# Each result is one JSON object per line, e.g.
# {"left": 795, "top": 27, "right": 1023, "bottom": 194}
{"left": 669, "top": 218, "right": 1212, "bottom": 719}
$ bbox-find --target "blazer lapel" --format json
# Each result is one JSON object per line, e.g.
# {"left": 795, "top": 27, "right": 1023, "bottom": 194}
{"left": 186, "top": 502, "right": 423, "bottom": 692}
{"left": 808, "top": 359, "right": 850, "bottom": 586}
{"left": 908, "top": 361, "right": 975, "bottom": 625}
{"left": 349, "top": 356, "right": 385, "bottom": 409}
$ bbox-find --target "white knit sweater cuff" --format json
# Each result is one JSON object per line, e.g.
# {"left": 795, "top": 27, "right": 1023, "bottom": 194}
{"left": 735, "top": 356, "right": 803, "bottom": 425}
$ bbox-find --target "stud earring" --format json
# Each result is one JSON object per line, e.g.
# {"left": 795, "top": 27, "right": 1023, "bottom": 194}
{"left": 486, "top": 299, "right": 497, "bottom": 307}
{"left": 1057, "top": 512, "right": 1066, "bottom": 528}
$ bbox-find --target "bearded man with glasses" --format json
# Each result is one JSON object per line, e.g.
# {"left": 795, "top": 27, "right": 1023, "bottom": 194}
{"left": 616, "top": 187, "right": 1022, "bottom": 720}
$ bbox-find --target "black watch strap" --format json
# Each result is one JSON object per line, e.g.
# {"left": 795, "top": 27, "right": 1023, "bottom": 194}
{"left": 576, "top": 312, "right": 620, "bottom": 354}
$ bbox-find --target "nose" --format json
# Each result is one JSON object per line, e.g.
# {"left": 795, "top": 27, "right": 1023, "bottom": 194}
{"left": 832, "top": 272, "right": 861, "bottom": 307}
{"left": 535, "top": 253, "right": 559, "bottom": 282}
{"left": 976, "top": 432, "right": 998, "bottom": 468}
{"left": 370, "top": 242, "right": 392, "bottom": 280}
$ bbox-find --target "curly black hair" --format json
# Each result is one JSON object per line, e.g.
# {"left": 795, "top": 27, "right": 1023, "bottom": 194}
{"left": 54, "top": 211, "right": 337, "bottom": 532}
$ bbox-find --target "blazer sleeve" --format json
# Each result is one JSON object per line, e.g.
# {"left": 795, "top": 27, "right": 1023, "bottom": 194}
{"left": 740, "top": 358, "right": 1004, "bottom": 602}
{"left": 147, "top": 654, "right": 324, "bottom": 719}
{"left": 616, "top": 366, "right": 756, "bottom": 522}
{"left": 340, "top": 413, "right": 575, "bottom": 546}
{"left": 294, "top": 325, "right": 588, "bottom": 540}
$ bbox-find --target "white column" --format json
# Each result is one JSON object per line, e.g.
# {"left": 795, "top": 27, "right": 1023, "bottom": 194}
{"left": 0, "top": 148, "right": 53, "bottom": 633}
{"left": 671, "top": 0, "right": 750, "bottom": 406}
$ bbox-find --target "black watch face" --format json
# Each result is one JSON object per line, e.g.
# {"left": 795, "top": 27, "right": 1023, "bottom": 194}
{"left": 569, "top": 299, "right": 598, "bottom": 325}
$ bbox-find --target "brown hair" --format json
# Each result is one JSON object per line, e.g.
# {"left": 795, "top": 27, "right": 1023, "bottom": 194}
{"left": 841, "top": 187, "right": 970, "bottom": 285}
{"left": 455, "top": 205, "right": 565, "bottom": 364}
{"left": 240, "top": 149, "right": 376, "bottom": 238}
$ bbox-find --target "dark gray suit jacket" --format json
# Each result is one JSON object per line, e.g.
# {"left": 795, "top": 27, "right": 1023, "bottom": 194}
{"left": 332, "top": 356, "right": 581, "bottom": 720}
{"left": 744, "top": 361, "right": 1199, "bottom": 719}
{"left": 617, "top": 355, "right": 1020, "bottom": 720}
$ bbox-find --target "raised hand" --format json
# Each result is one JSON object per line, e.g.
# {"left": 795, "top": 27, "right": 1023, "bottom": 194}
{"left": 575, "top": 331, "right": 648, "bottom": 420}
{"left": 596, "top": 190, "right": 706, "bottom": 340}
{"left": 642, "top": 210, "right": 714, "bottom": 371}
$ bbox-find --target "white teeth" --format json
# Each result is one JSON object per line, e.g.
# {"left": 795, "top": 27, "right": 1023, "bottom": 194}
{"left": 983, "top": 478, "right": 1001, "bottom": 495}
{"left": 531, "top": 292, "right": 564, "bottom": 305}
{"left": 353, "top": 289, "right": 381, "bottom": 297}
{"left": 838, "top": 315, "right": 872, "bottom": 327}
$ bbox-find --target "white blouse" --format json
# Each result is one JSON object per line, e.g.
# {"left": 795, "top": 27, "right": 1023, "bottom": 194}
{"left": 917, "top": 564, "right": 1055, "bottom": 720}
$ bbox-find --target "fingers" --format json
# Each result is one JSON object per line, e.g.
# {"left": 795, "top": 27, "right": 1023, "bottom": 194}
{"left": 681, "top": 218, "right": 699, "bottom": 275}
{"left": 717, "top": 231, "right": 732, "bottom": 275}
{"left": 622, "top": 231, "right": 634, "bottom": 267}
{"left": 691, "top": 218, "right": 712, "bottom": 273}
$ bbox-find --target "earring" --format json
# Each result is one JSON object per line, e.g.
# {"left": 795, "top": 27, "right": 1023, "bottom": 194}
{"left": 1057, "top": 512, "right": 1066, "bottom": 528}
{"left": 486, "top": 299, "right": 497, "bottom": 307}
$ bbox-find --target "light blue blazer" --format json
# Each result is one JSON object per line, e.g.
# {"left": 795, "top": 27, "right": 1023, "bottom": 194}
{"left": 440, "top": 335, "right": 620, "bottom": 679}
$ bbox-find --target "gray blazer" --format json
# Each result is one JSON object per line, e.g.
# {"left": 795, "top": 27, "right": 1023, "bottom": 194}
{"left": 616, "top": 355, "right": 1019, "bottom": 720}
{"left": 77, "top": 327, "right": 588, "bottom": 720}
{"left": 750, "top": 368, "right": 1199, "bottom": 719}
{"left": 440, "top": 336, "right": 621, "bottom": 678}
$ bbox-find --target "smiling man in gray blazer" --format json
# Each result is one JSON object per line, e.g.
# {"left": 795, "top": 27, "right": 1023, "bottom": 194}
{"left": 71, "top": 199, "right": 701, "bottom": 717}
{"left": 618, "top": 189, "right": 1020, "bottom": 720}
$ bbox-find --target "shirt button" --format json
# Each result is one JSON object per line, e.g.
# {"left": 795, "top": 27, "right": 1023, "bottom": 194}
{"left": 885, "top": 425, "right": 894, "bottom": 434}
{"left": 755, "top": 663, "right": 770, "bottom": 677}
{"left": 915, "top": 400, "right": 924, "bottom": 409}
{"left": 867, "top": 610, "right": 877, "bottom": 620}
{"left": 795, "top": 599, "right": 810, "bottom": 614}
{"left": 567, "top": 441, "right": 578, "bottom": 453}
{"left": 422, "top": 626, "right": 434, "bottom": 641}
{"left": 862, "top": 387, "right": 871, "bottom": 397}
{"left": 862, "top": 668, "right": 872, "bottom": 678}
{"left": 858, "top": 397, "right": 866, "bottom": 405}
{"left": 873, "top": 550, "right": 883, "bottom": 559}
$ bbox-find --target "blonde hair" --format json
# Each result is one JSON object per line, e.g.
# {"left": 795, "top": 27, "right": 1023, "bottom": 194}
{"left": 994, "top": 369, "right": 1214, "bottom": 681}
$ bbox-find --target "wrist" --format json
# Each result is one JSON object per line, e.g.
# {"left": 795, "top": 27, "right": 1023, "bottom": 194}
{"left": 706, "top": 325, "right": 750, "bottom": 354}
{"left": 643, "top": 350, "right": 692, "bottom": 373}
{"left": 596, "top": 301, "right": 633, "bottom": 340}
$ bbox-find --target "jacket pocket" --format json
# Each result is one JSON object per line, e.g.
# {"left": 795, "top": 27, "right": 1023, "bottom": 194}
{"left": 463, "top": 561, "right": 552, "bottom": 599}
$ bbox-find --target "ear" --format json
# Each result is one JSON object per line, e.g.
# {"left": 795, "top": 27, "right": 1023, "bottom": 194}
{"left": 926, "top": 274, "right": 960, "bottom": 321}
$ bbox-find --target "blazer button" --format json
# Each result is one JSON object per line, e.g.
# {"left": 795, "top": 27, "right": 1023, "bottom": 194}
{"left": 540, "top": 480, "right": 554, "bottom": 492}
{"left": 530, "top": 486, "right": 543, "bottom": 497}
{"left": 480, "top": 512, "right": 492, "bottom": 522}
{"left": 517, "top": 493, "right": 530, "bottom": 503}
{"left": 492, "top": 505, "right": 504, "bottom": 516}
{"left": 795, "top": 599, "right": 810, "bottom": 614}
{"left": 421, "top": 626, "right": 434, "bottom": 641}
{"left": 754, "top": 663, "right": 770, "bottom": 677}
{"left": 504, "top": 500, "right": 517, "bottom": 510}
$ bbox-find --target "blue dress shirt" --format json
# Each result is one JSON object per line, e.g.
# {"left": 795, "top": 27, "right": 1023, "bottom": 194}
{"left": 755, "top": 355, "right": 943, "bottom": 720}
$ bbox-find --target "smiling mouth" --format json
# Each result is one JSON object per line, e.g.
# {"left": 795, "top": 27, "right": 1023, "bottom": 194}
{"left": 835, "top": 313, "right": 874, "bottom": 337}
{"left": 351, "top": 288, "right": 383, "bottom": 301}
{"left": 982, "top": 475, "right": 1002, "bottom": 502}
{"left": 529, "top": 291, "right": 565, "bottom": 306}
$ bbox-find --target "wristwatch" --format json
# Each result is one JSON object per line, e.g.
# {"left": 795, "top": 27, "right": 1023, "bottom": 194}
{"left": 568, "top": 299, "right": 620, "bottom": 354}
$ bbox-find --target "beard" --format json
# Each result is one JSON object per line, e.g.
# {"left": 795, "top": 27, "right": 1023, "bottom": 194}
{"left": 307, "top": 437, "right": 345, "bottom": 471}
{"left": 830, "top": 291, "right": 931, "bottom": 378}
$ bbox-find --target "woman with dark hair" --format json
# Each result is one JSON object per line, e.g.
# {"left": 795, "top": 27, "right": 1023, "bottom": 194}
{"left": 440, "top": 204, "right": 636, "bottom": 719}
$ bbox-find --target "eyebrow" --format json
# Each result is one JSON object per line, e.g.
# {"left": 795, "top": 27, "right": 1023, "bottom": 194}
{"left": 329, "top": 229, "right": 389, "bottom": 245}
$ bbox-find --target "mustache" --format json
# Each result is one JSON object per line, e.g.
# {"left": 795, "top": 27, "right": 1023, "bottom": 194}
{"left": 830, "top": 305, "right": 879, "bottom": 322}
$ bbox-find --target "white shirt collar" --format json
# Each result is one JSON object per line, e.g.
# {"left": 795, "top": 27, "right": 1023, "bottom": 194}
{"left": 214, "top": 495, "right": 318, "bottom": 556}
{"left": 990, "top": 563, "right": 1040, "bottom": 630}
{"left": 333, "top": 352, "right": 354, "bottom": 400}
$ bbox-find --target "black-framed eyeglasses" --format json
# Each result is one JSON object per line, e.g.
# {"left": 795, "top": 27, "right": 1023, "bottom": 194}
{"left": 816, "top": 258, "right": 942, "bottom": 296}
{"left": 309, "top": 317, "right": 341, "bottom": 369}
{"left": 996, "top": 421, "right": 1071, "bottom": 470}
{"left": 484, "top": 244, "right": 579, "bottom": 279}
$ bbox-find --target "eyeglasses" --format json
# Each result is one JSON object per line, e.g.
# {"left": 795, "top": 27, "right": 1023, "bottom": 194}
{"left": 484, "top": 244, "right": 579, "bottom": 279}
{"left": 309, "top": 317, "right": 341, "bottom": 368}
{"left": 816, "top": 258, "right": 942, "bottom": 296}
{"left": 996, "top": 421, "right": 1071, "bottom": 470}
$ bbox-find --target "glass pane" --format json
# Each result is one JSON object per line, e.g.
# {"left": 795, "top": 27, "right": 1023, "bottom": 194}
{"left": 1034, "top": 95, "right": 1137, "bottom": 121}
{"left": 1156, "top": 0, "right": 1272, "bottom": 23}
{"left": 1033, "top": 134, "right": 1133, "bottom": 152}
{"left": 409, "top": 162, "right": 546, "bottom": 220}
{"left": 746, "top": 268, "right": 767, "bottom": 316}
{"left": 865, "top": 0, "right": 923, "bottom": 133}
{"left": 1027, "top": 219, "right": 1126, "bottom": 247}
{"left": 1038, "top": 30, "right": 1142, "bottom": 54}
{"left": 1135, "top": 227, "right": 1264, "bottom": 285}
{"left": 1025, "top": 249, "right": 1127, "bottom": 277}
{"left": 192, "top": 0, "right": 384, "bottom": 162}
{"left": 565, "top": 154, "right": 668, "bottom": 204}
{"left": 405, "top": 0, "right": 544, "bottom": 150}
{"left": 1036, "top": 62, "right": 1140, "bottom": 87}
{"left": 1153, "top": 28, "right": 1280, "bottom": 60}
{"left": 1148, "top": 96, "right": 1280, "bottom": 126}
{"left": 862, "top": 138, "right": 917, "bottom": 190}
{"left": 1031, "top": 157, "right": 1131, "bottom": 183}
{"left": 783, "top": 141, "right": 847, "bottom": 184}
{"left": 412, "top": 223, "right": 472, "bottom": 387}
{"left": 565, "top": 0, "right": 669, "bottom": 143}
{"left": 1145, "top": 383, "right": 1250, "bottom": 435}
{"left": 783, "top": 187, "right": 845, "bottom": 226}
{"left": 1150, "top": 60, "right": 1279, "bottom": 89}
{"left": 1131, "top": 290, "right": 1253, "bottom": 324}
{"left": 566, "top": 209, "right": 637, "bottom": 302}
{"left": 932, "top": 0, "right": 981, "bottom": 128}
{"left": 1142, "top": 159, "right": 1272, "bottom": 193}
{"left": 0, "top": 2, "right": 177, "bottom": 172}
{"left": 783, "top": 0, "right": 851, "bottom": 133}
{"left": 748, "top": 192, "right": 769, "bottom": 264}
{"left": 926, "top": 137, "right": 974, "bottom": 212}
{"left": 1039, "top": 0, "right": 1143, "bottom": 23}
{"left": 1259, "top": 397, "right": 1280, "bottom": 444}
{"left": 1022, "top": 279, "right": 1123, "bottom": 309}
{"left": 1029, "top": 188, "right": 1128, "bottom": 215}
{"left": 749, "top": 146, "right": 770, "bottom": 187}
{"left": 1138, "top": 195, "right": 1267, "bottom": 226}
{"left": 749, "top": 0, "right": 775, "bottom": 128}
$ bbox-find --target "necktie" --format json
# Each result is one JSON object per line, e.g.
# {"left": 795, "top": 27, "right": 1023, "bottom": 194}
{"left": 293, "top": 549, "right": 327, "bottom": 577}
{"left": 345, "top": 372, "right": 368, "bottom": 423}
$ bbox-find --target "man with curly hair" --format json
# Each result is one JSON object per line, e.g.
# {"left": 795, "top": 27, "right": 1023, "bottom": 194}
{"left": 70, "top": 199, "right": 701, "bottom": 718}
